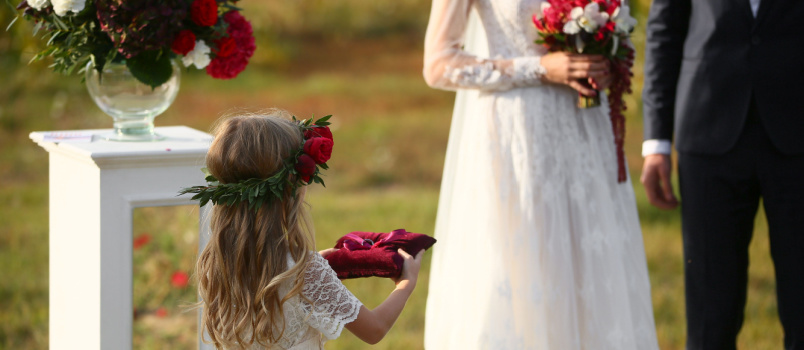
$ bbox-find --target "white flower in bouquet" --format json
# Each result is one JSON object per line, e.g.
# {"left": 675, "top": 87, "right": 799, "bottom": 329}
{"left": 27, "top": 0, "right": 50, "bottom": 11}
{"left": 182, "top": 40, "right": 212, "bottom": 69}
{"left": 612, "top": 5, "right": 638, "bottom": 34}
{"left": 563, "top": 3, "right": 610, "bottom": 35}
{"left": 50, "top": 0, "right": 86, "bottom": 16}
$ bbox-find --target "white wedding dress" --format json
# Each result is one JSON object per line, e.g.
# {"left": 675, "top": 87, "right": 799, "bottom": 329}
{"left": 423, "top": 0, "right": 659, "bottom": 349}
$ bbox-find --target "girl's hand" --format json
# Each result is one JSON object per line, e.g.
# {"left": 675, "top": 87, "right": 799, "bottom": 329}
{"left": 392, "top": 249, "right": 424, "bottom": 290}
{"left": 540, "top": 52, "right": 610, "bottom": 96}
{"left": 318, "top": 248, "right": 338, "bottom": 258}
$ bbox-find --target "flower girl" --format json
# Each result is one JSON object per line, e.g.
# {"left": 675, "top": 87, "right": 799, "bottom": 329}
{"left": 183, "top": 111, "right": 423, "bottom": 349}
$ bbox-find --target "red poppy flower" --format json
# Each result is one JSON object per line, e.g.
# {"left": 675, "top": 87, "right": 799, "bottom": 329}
{"left": 171, "top": 271, "right": 189, "bottom": 288}
{"left": 133, "top": 234, "right": 151, "bottom": 250}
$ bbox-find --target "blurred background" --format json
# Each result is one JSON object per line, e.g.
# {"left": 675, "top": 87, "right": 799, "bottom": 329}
{"left": 0, "top": 0, "right": 783, "bottom": 349}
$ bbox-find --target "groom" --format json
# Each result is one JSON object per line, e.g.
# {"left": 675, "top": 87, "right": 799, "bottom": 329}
{"left": 641, "top": 0, "right": 804, "bottom": 349}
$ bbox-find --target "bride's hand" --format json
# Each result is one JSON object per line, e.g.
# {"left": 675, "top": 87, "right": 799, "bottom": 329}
{"left": 540, "top": 52, "right": 610, "bottom": 96}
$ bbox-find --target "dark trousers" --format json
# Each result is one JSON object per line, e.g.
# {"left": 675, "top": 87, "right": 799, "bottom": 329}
{"left": 678, "top": 102, "right": 804, "bottom": 350}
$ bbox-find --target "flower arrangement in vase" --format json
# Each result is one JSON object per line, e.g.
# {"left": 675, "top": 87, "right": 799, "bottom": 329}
{"left": 16, "top": 0, "right": 256, "bottom": 141}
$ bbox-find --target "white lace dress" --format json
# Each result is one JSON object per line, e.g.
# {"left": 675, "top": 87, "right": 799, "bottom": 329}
{"left": 422, "top": 0, "right": 659, "bottom": 349}
{"left": 244, "top": 253, "right": 362, "bottom": 350}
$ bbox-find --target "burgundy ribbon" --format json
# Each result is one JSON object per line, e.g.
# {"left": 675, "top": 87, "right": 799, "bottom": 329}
{"left": 341, "top": 229, "right": 406, "bottom": 251}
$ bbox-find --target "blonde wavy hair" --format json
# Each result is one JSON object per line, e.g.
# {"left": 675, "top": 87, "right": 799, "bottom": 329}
{"left": 196, "top": 111, "right": 315, "bottom": 349}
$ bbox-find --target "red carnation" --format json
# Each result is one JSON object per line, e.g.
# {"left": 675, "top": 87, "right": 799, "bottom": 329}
{"left": 295, "top": 154, "right": 316, "bottom": 183}
{"left": 171, "top": 30, "right": 196, "bottom": 55}
{"left": 191, "top": 0, "right": 217, "bottom": 27}
{"left": 304, "top": 126, "right": 333, "bottom": 141}
{"left": 214, "top": 37, "right": 236, "bottom": 58}
{"left": 206, "top": 11, "right": 256, "bottom": 79}
{"left": 171, "top": 271, "right": 189, "bottom": 288}
{"left": 303, "top": 137, "right": 333, "bottom": 164}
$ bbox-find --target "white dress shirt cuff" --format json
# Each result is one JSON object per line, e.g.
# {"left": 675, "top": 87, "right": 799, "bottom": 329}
{"left": 642, "top": 139, "right": 672, "bottom": 157}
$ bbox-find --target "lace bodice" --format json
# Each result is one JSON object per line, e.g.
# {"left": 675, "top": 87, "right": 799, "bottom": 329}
{"left": 423, "top": 0, "right": 547, "bottom": 91}
{"left": 253, "top": 253, "right": 362, "bottom": 350}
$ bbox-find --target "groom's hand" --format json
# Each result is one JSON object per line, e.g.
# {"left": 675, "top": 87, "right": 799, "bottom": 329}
{"left": 641, "top": 154, "right": 679, "bottom": 210}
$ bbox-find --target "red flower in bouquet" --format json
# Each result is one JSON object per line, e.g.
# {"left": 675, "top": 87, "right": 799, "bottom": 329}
{"left": 533, "top": 0, "right": 637, "bottom": 183}
{"left": 171, "top": 30, "right": 196, "bottom": 55}
{"left": 191, "top": 0, "right": 218, "bottom": 27}
{"left": 304, "top": 137, "right": 334, "bottom": 164}
{"left": 214, "top": 37, "right": 236, "bottom": 58}
{"left": 206, "top": 11, "right": 256, "bottom": 79}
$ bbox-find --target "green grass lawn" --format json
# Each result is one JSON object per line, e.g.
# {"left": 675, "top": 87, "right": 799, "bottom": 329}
{"left": 0, "top": 0, "right": 785, "bottom": 348}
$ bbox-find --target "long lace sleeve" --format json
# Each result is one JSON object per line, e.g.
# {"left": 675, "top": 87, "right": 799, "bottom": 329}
{"left": 423, "top": 0, "right": 545, "bottom": 91}
{"left": 300, "top": 254, "right": 363, "bottom": 340}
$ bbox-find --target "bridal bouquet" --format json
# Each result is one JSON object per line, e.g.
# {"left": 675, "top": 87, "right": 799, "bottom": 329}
{"left": 533, "top": 0, "right": 637, "bottom": 182}
{"left": 16, "top": 0, "right": 255, "bottom": 88}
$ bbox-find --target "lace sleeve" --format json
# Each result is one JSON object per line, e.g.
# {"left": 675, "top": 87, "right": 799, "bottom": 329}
{"left": 300, "top": 253, "right": 363, "bottom": 340}
{"left": 423, "top": 0, "right": 545, "bottom": 91}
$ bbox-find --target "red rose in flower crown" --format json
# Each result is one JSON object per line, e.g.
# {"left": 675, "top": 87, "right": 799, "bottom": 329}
{"left": 171, "top": 30, "right": 196, "bottom": 55}
{"left": 206, "top": 11, "right": 256, "bottom": 79}
{"left": 295, "top": 154, "right": 317, "bottom": 183}
{"left": 191, "top": 0, "right": 218, "bottom": 27}
{"left": 304, "top": 126, "right": 334, "bottom": 142}
{"left": 304, "top": 137, "right": 334, "bottom": 164}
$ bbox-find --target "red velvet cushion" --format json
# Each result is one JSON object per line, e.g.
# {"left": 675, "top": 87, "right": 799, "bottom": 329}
{"left": 324, "top": 229, "right": 436, "bottom": 279}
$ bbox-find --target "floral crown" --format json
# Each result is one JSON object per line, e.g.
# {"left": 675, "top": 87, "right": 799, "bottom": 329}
{"left": 179, "top": 115, "right": 334, "bottom": 211}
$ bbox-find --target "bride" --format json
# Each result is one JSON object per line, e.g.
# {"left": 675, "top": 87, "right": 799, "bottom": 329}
{"left": 422, "top": 0, "right": 659, "bottom": 349}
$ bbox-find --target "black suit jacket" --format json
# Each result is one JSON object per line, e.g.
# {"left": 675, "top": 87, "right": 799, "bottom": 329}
{"left": 643, "top": 0, "right": 804, "bottom": 155}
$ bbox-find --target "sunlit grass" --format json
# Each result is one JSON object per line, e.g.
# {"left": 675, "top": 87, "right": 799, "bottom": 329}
{"left": 0, "top": 0, "right": 786, "bottom": 347}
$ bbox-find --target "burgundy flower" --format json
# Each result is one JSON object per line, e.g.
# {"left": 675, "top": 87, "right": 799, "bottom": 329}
{"left": 206, "top": 11, "right": 255, "bottom": 79}
{"left": 171, "top": 30, "right": 196, "bottom": 55}
{"left": 96, "top": 0, "right": 188, "bottom": 59}
{"left": 303, "top": 137, "right": 333, "bottom": 164}
{"left": 295, "top": 154, "right": 316, "bottom": 183}
{"left": 214, "top": 37, "right": 236, "bottom": 58}
{"left": 171, "top": 271, "right": 189, "bottom": 288}
{"left": 304, "top": 126, "right": 333, "bottom": 142}
{"left": 190, "top": 0, "right": 217, "bottom": 27}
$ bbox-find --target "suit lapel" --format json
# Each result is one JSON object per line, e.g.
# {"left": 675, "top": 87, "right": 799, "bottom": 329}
{"left": 753, "top": 0, "right": 773, "bottom": 31}
{"left": 741, "top": 0, "right": 755, "bottom": 25}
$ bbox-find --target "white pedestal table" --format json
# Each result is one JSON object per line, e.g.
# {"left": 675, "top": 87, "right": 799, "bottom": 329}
{"left": 31, "top": 126, "right": 216, "bottom": 350}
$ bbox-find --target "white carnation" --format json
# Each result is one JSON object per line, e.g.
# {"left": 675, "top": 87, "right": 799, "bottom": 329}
{"left": 181, "top": 40, "right": 212, "bottom": 69}
{"left": 51, "top": 0, "right": 86, "bottom": 16}
{"left": 27, "top": 0, "right": 50, "bottom": 11}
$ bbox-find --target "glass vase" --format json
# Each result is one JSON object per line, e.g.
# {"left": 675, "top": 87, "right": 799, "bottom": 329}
{"left": 85, "top": 60, "right": 181, "bottom": 141}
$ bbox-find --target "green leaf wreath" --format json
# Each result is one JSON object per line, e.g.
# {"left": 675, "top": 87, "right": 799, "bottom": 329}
{"left": 178, "top": 115, "right": 332, "bottom": 211}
